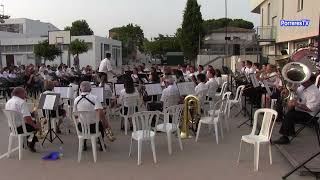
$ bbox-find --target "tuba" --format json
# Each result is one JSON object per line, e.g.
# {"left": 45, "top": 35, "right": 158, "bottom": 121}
{"left": 181, "top": 95, "right": 201, "bottom": 139}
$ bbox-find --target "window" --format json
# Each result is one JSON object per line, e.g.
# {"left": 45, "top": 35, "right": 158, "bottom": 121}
{"left": 267, "top": 3, "right": 271, "bottom": 25}
{"left": 282, "top": 0, "right": 285, "bottom": 19}
{"left": 298, "top": 0, "right": 304, "bottom": 11}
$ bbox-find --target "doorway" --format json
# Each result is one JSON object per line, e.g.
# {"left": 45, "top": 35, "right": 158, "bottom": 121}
{"left": 6, "top": 55, "right": 14, "bottom": 67}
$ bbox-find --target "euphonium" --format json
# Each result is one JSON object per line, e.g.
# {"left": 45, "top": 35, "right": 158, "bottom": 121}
{"left": 281, "top": 62, "right": 311, "bottom": 101}
{"left": 181, "top": 95, "right": 200, "bottom": 139}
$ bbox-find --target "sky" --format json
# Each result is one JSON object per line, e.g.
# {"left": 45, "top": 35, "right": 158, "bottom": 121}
{"left": 1, "top": 0, "right": 259, "bottom": 38}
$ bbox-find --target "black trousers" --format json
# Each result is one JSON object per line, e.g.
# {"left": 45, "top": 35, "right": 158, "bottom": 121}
{"left": 279, "top": 109, "right": 313, "bottom": 137}
{"left": 16, "top": 123, "right": 38, "bottom": 143}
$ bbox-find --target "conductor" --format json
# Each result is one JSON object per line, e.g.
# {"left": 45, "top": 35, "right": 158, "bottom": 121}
{"left": 98, "top": 53, "right": 117, "bottom": 82}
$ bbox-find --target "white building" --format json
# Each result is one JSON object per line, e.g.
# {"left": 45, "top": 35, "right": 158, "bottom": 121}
{"left": 198, "top": 27, "right": 260, "bottom": 68}
{"left": 251, "top": 0, "right": 320, "bottom": 63}
{"left": 0, "top": 18, "right": 122, "bottom": 69}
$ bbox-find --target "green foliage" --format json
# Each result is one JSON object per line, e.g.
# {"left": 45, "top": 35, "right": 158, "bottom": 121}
{"left": 64, "top": 20, "right": 94, "bottom": 36}
{"left": 203, "top": 18, "right": 254, "bottom": 32}
{"left": 179, "top": 0, "right": 203, "bottom": 61}
{"left": 110, "top": 24, "right": 144, "bottom": 59}
{"left": 69, "top": 39, "right": 89, "bottom": 56}
{"left": 34, "top": 40, "right": 62, "bottom": 62}
{"left": 144, "top": 34, "right": 181, "bottom": 57}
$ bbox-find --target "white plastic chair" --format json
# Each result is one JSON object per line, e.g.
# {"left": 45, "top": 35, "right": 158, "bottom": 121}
{"left": 74, "top": 111, "right": 106, "bottom": 163}
{"left": 315, "top": 74, "right": 320, "bottom": 88}
{"left": 120, "top": 95, "right": 139, "bottom": 135}
{"left": 156, "top": 105, "right": 183, "bottom": 155}
{"left": 129, "top": 111, "right": 159, "bottom": 165}
{"left": 209, "top": 92, "right": 231, "bottom": 132}
{"left": 197, "top": 89, "right": 209, "bottom": 115}
{"left": 162, "top": 95, "right": 180, "bottom": 110}
{"left": 237, "top": 108, "right": 278, "bottom": 171}
{"left": 216, "top": 82, "right": 228, "bottom": 99}
{"left": 3, "top": 110, "right": 33, "bottom": 160}
{"left": 196, "top": 99, "right": 225, "bottom": 144}
{"left": 228, "top": 85, "right": 245, "bottom": 118}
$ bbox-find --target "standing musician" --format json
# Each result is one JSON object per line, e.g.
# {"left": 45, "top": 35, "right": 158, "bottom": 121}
{"left": 273, "top": 75, "right": 320, "bottom": 144}
{"left": 98, "top": 53, "right": 117, "bottom": 82}
{"left": 73, "top": 81, "right": 115, "bottom": 148}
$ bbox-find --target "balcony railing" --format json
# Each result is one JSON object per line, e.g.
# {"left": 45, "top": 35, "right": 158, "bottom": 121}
{"left": 256, "top": 26, "right": 276, "bottom": 42}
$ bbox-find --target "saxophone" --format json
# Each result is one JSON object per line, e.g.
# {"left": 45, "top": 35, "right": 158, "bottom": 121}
{"left": 32, "top": 99, "right": 47, "bottom": 139}
{"left": 180, "top": 95, "right": 200, "bottom": 139}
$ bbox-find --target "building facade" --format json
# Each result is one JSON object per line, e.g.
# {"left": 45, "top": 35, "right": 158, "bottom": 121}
{"left": 198, "top": 27, "right": 260, "bottom": 69}
{"left": 251, "top": 0, "right": 320, "bottom": 63}
{"left": 0, "top": 18, "right": 122, "bottom": 69}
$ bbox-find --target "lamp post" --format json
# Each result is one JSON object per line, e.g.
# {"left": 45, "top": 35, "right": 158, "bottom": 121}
{"left": 224, "top": 0, "right": 228, "bottom": 66}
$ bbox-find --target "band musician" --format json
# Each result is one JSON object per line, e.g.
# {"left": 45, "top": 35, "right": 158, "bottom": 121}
{"left": 273, "top": 74, "right": 320, "bottom": 144}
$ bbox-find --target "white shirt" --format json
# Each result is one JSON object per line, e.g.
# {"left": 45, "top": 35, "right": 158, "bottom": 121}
{"left": 195, "top": 82, "right": 208, "bottom": 96}
{"left": 241, "top": 67, "right": 246, "bottom": 74}
{"left": 98, "top": 58, "right": 113, "bottom": 73}
{"left": 215, "top": 77, "right": 223, "bottom": 87}
{"left": 245, "top": 67, "right": 255, "bottom": 75}
{"left": 118, "top": 89, "right": 139, "bottom": 107}
{"left": 5, "top": 96, "right": 31, "bottom": 126}
{"left": 8, "top": 73, "right": 17, "bottom": 78}
{"left": 206, "top": 78, "right": 219, "bottom": 97}
{"left": 296, "top": 84, "right": 320, "bottom": 116}
{"left": 55, "top": 70, "right": 64, "bottom": 77}
{"left": 73, "top": 92, "right": 103, "bottom": 124}
{"left": 160, "top": 85, "right": 180, "bottom": 105}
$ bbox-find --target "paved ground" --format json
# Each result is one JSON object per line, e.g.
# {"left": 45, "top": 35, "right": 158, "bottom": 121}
{"left": 0, "top": 101, "right": 313, "bottom": 180}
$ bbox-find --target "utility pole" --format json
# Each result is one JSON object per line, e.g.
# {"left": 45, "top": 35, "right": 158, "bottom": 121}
{"left": 224, "top": 0, "right": 228, "bottom": 66}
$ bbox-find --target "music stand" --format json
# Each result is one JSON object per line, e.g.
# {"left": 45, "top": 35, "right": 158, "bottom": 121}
{"left": 38, "top": 93, "right": 63, "bottom": 145}
{"left": 282, "top": 110, "right": 320, "bottom": 179}
{"left": 238, "top": 73, "right": 260, "bottom": 128}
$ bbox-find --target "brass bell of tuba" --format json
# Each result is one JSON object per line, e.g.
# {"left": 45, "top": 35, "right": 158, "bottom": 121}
{"left": 181, "top": 95, "right": 200, "bottom": 139}
{"left": 281, "top": 62, "right": 311, "bottom": 100}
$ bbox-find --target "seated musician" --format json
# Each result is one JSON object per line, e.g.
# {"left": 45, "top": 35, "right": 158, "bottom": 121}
{"left": 160, "top": 77, "right": 180, "bottom": 108}
{"left": 195, "top": 73, "right": 209, "bottom": 96}
{"left": 131, "top": 67, "right": 140, "bottom": 83}
{"left": 215, "top": 69, "right": 223, "bottom": 92}
{"left": 42, "top": 81, "right": 67, "bottom": 133}
{"left": 245, "top": 60, "right": 255, "bottom": 75}
{"left": 240, "top": 61, "right": 246, "bottom": 74}
{"left": 273, "top": 75, "right": 320, "bottom": 144}
{"left": 175, "top": 70, "right": 185, "bottom": 83}
{"left": 118, "top": 77, "right": 140, "bottom": 130}
{"left": 5, "top": 87, "right": 40, "bottom": 152}
{"left": 206, "top": 69, "right": 219, "bottom": 100}
{"left": 74, "top": 81, "right": 115, "bottom": 150}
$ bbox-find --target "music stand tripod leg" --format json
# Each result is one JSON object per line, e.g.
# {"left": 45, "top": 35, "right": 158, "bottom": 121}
{"left": 282, "top": 151, "right": 320, "bottom": 179}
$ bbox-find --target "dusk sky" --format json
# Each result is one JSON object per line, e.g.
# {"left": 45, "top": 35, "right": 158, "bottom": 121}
{"left": 2, "top": 0, "right": 259, "bottom": 38}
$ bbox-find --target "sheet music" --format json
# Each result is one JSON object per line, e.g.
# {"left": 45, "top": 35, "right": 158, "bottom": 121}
{"left": 263, "top": 80, "right": 272, "bottom": 96}
{"left": 249, "top": 73, "right": 259, "bottom": 88}
{"left": 43, "top": 95, "right": 56, "bottom": 110}
{"left": 54, "top": 87, "right": 74, "bottom": 99}
{"left": 114, "top": 84, "right": 124, "bottom": 96}
{"left": 91, "top": 87, "right": 105, "bottom": 102}
{"left": 177, "top": 82, "right": 195, "bottom": 96}
{"left": 145, "top": 83, "right": 163, "bottom": 96}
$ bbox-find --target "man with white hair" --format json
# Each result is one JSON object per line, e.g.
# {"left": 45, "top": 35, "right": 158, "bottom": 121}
{"left": 73, "top": 81, "right": 115, "bottom": 151}
{"left": 5, "top": 87, "right": 39, "bottom": 152}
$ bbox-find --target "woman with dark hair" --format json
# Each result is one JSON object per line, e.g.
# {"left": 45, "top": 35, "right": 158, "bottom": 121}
{"left": 118, "top": 75, "right": 139, "bottom": 130}
{"left": 149, "top": 71, "right": 160, "bottom": 83}
{"left": 215, "top": 69, "right": 223, "bottom": 92}
{"left": 176, "top": 70, "right": 185, "bottom": 83}
{"left": 131, "top": 67, "right": 140, "bottom": 83}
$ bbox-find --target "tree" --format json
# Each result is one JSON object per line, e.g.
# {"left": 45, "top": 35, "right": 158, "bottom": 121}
{"left": 203, "top": 18, "right": 254, "bottom": 32}
{"left": 69, "top": 39, "right": 89, "bottom": 68}
{"left": 144, "top": 34, "right": 181, "bottom": 58}
{"left": 34, "top": 40, "right": 62, "bottom": 64}
{"left": 64, "top": 20, "right": 94, "bottom": 36}
{"left": 179, "top": 0, "right": 203, "bottom": 63}
{"left": 109, "top": 24, "right": 144, "bottom": 60}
